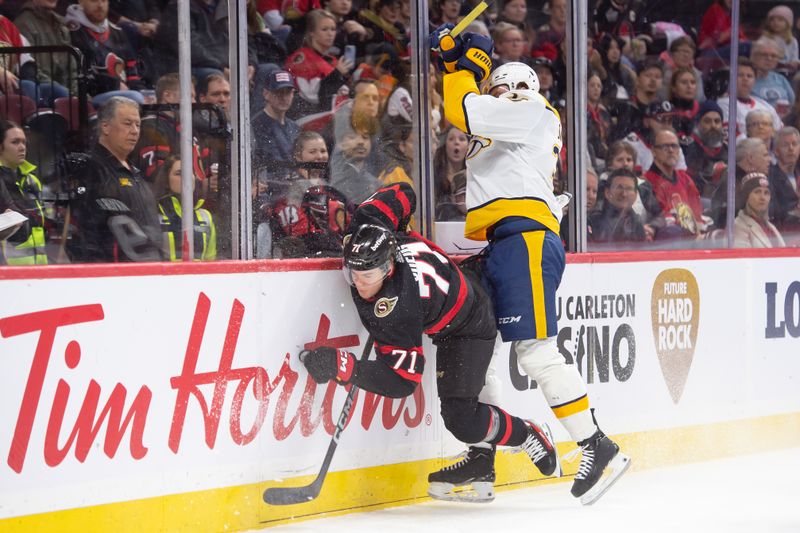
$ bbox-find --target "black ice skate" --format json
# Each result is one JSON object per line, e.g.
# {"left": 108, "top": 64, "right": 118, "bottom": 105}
{"left": 518, "top": 420, "right": 561, "bottom": 477}
{"left": 569, "top": 429, "right": 631, "bottom": 506}
{"left": 428, "top": 446, "right": 496, "bottom": 503}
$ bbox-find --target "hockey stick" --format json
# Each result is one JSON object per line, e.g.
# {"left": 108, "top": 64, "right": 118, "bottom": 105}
{"left": 263, "top": 336, "right": 373, "bottom": 505}
{"left": 432, "top": 1, "right": 494, "bottom": 51}
{"left": 450, "top": 0, "right": 493, "bottom": 39}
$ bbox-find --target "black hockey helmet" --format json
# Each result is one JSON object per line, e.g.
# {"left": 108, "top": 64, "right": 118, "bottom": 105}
{"left": 342, "top": 224, "right": 397, "bottom": 285}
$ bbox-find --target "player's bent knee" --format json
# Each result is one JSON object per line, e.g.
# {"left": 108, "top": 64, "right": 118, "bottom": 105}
{"left": 440, "top": 396, "right": 486, "bottom": 443}
{"left": 515, "top": 337, "right": 565, "bottom": 378}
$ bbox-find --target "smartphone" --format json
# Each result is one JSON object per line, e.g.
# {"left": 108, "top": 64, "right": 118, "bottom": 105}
{"left": 343, "top": 45, "right": 357, "bottom": 66}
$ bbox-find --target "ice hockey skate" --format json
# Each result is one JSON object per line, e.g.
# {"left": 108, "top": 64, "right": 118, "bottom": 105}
{"left": 517, "top": 420, "right": 561, "bottom": 477}
{"left": 427, "top": 446, "right": 496, "bottom": 503}
{"left": 568, "top": 430, "right": 631, "bottom": 505}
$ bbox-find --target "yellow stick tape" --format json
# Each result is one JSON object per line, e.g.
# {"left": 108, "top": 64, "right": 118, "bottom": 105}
{"left": 450, "top": 1, "right": 490, "bottom": 39}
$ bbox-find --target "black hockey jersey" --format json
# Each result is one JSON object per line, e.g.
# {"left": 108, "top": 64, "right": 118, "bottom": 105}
{"left": 351, "top": 231, "right": 471, "bottom": 385}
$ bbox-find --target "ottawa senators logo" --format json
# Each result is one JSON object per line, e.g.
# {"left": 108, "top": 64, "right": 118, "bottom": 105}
{"left": 374, "top": 296, "right": 398, "bottom": 318}
{"left": 466, "top": 135, "right": 492, "bottom": 160}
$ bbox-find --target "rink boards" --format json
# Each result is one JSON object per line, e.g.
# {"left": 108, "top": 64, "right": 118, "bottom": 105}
{"left": 0, "top": 250, "right": 799, "bottom": 531}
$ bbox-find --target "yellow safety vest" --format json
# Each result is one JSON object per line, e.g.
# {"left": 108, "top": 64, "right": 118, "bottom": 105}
{"left": 158, "top": 195, "right": 217, "bottom": 261}
{"left": 1, "top": 161, "right": 47, "bottom": 265}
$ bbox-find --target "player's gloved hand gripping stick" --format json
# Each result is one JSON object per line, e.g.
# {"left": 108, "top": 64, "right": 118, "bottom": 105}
{"left": 431, "top": 0, "right": 493, "bottom": 56}
{"left": 431, "top": 1, "right": 495, "bottom": 82}
{"left": 263, "top": 336, "right": 373, "bottom": 505}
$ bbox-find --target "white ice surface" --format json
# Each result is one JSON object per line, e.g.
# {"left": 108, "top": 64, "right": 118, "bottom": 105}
{"left": 257, "top": 447, "right": 800, "bottom": 533}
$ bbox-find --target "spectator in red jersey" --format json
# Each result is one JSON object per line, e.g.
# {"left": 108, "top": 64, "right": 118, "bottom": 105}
{"left": 285, "top": 9, "right": 353, "bottom": 117}
{"left": 66, "top": 0, "right": 146, "bottom": 107}
{"left": 644, "top": 129, "right": 706, "bottom": 237}
{"left": 697, "top": 0, "right": 747, "bottom": 53}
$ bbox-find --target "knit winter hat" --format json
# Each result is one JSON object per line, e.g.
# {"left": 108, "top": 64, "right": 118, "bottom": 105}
{"left": 737, "top": 172, "right": 770, "bottom": 210}
{"left": 768, "top": 5, "right": 794, "bottom": 28}
{"left": 697, "top": 99, "right": 723, "bottom": 120}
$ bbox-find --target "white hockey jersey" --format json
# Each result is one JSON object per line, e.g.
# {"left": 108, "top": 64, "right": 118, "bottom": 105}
{"left": 458, "top": 86, "right": 563, "bottom": 241}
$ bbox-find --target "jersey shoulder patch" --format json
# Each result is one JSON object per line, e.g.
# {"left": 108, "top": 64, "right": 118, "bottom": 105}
{"left": 374, "top": 296, "right": 399, "bottom": 318}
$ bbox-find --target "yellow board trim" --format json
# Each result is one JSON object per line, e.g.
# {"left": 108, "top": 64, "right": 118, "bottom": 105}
{"left": 551, "top": 394, "right": 591, "bottom": 419}
{"left": 464, "top": 198, "right": 561, "bottom": 241}
{"left": 3, "top": 413, "right": 799, "bottom": 532}
{"left": 523, "top": 231, "right": 548, "bottom": 339}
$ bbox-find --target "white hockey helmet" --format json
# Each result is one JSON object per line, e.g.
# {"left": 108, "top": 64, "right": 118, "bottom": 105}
{"left": 486, "top": 61, "right": 540, "bottom": 94}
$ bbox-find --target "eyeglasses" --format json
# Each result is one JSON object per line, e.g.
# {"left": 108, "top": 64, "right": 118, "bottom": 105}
{"left": 654, "top": 143, "right": 680, "bottom": 151}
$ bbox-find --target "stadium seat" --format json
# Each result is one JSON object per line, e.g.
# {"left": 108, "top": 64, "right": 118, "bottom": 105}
{"left": 54, "top": 96, "right": 96, "bottom": 132}
{"left": 0, "top": 94, "right": 37, "bottom": 125}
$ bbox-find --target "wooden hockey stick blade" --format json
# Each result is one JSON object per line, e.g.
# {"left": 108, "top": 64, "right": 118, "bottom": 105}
{"left": 263, "top": 337, "right": 373, "bottom": 505}
{"left": 450, "top": 0, "right": 492, "bottom": 39}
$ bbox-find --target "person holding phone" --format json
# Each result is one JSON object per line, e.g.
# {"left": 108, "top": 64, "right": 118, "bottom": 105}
{"left": 285, "top": 9, "right": 354, "bottom": 117}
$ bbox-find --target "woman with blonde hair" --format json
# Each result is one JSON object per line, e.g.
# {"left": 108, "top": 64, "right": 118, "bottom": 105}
{"left": 284, "top": 9, "right": 354, "bottom": 117}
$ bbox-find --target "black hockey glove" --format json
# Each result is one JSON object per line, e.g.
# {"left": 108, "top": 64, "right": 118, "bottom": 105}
{"left": 430, "top": 23, "right": 463, "bottom": 74}
{"left": 457, "top": 33, "right": 493, "bottom": 83}
{"left": 301, "top": 347, "right": 357, "bottom": 385}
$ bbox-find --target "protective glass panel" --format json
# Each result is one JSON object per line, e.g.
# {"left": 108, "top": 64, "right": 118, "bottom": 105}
{"left": 250, "top": 1, "right": 420, "bottom": 259}
{"left": 0, "top": 1, "right": 235, "bottom": 264}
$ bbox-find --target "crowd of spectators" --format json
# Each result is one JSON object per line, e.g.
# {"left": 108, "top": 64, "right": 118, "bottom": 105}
{"left": 580, "top": 0, "right": 800, "bottom": 249}
{"left": 1, "top": 0, "right": 800, "bottom": 265}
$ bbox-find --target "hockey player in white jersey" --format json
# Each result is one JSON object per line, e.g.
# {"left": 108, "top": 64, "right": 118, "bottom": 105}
{"left": 431, "top": 25, "right": 630, "bottom": 505}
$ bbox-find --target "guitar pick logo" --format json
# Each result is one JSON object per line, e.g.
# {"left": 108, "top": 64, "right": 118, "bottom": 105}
{"left": 651, "top": 269, "right": 700, "bottom": 404}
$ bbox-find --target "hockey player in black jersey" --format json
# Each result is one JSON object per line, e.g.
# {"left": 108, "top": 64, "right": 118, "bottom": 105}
{"left": 301, "top": 183, "right": 560, "bottom": 502}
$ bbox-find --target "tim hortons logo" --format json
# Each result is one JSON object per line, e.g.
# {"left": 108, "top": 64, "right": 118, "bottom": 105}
{"left": 650, "top": 269, "right": 700, "bottom": 403}
{"left": 0, "top": 294, "right": 424, "bottom": 474}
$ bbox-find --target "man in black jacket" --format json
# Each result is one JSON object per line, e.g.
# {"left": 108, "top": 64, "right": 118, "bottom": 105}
{"left": 69, "top": 96, "right": 163, "bottom": 262}
{"left": 589, "top": 168, "right": 648, "bottom": 245}
{"left": 154, "top": 0, "right": 229, "bottom": 80}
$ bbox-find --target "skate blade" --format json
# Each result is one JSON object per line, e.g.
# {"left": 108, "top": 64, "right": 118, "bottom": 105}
{"left": 428, "top": 481, "right": 495, "bottom": 503}
{"left": 579, "top": 452, "right": 631, "bottom": 506}
{"left": 540, "top": 422, "right": 562, "bottom": 478}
